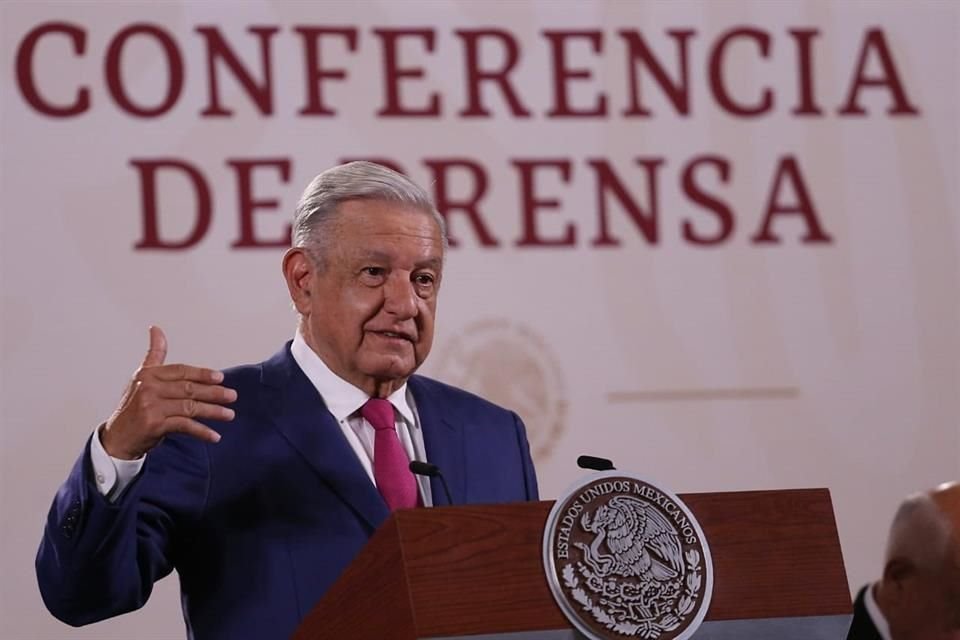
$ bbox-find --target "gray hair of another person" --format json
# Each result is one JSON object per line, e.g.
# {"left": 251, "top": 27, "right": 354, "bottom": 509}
{"left": 292, "top": 161, "right": 448, "bottom": 265}
{"left": 884, "top": 491, "right": 955, "bottom": 573}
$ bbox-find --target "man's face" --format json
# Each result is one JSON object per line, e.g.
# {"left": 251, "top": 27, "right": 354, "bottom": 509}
{"left": 938, "top": 542, "right": 960, "bottom": 636}
{"left": 291, "top": 199, "right": 443, "bottom": 396}
{"left": 890, "top": 541, "right": 960, "bottom": 640}
{"left": 917, "top": 533, "right": 960, "bottom": 639}
{"left": 914, "top": 567, "right": 960, "bottom": 640}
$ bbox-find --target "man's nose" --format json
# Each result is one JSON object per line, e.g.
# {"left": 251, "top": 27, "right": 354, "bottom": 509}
{"left": 382, "top": 274, "right": 418, "bottom": 318}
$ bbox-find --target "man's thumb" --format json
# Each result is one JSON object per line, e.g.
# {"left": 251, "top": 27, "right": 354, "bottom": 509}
{"left": 142, "top": 326, "right": 168, "bottom": 367}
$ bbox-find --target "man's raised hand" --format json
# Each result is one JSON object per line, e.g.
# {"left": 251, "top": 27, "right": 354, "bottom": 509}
{"left": 100, "top": 327, "right": 237, "bottom": 460}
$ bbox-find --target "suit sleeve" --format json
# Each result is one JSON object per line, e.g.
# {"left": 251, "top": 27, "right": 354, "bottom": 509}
{"left": 511, "top": 411, "right": 540, "bottom": 501}
{"left": 35, "top": 433, "right": 208, "bottom": 626}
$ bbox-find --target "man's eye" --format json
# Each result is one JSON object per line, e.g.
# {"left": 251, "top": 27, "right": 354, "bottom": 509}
{"left": 414, "top": 273, "right": 435, "bottom": 286}
{"left": 362, "top": 267, "right": 385, "bottom": 277}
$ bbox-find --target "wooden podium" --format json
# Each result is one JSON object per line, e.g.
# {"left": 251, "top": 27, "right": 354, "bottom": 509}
{"left": 293, "top": 488, "right": 852, "bottom": 640}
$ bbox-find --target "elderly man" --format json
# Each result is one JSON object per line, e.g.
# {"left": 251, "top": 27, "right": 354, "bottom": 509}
{"left": 36, "top": 162, "right": 539, "bottom": 639}
{"left": 847, "top": 481, "right": 960, "bottom": 640}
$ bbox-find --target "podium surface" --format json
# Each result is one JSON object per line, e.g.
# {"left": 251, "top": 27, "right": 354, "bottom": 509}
{"left": 294, "top": 488, "right": 851, "bottom": 639}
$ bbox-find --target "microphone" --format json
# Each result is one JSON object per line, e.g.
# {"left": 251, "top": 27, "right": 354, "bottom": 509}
{"left": 409, "top": 460, "right": 453, "bottom": 506}
{"left": 577, "top": 455, "right": 616, "bottom": 472}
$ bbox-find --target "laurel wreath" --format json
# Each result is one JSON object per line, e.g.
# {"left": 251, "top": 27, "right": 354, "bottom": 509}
{"left": 676, "top": 549, "right": 701, "bottom": 618}
{"left": 562, "top": 551, "right": 702, "bottom": 639}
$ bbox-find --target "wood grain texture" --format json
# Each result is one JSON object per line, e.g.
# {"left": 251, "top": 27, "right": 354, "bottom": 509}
{"left": 293, "top": 488, "right": 851, "bottom": 639}
{"left": 681, "top": 488, "right": 851, "bottom": 620}
{"left": 400, "top": 502, "right": 567, "bottom": 637}
{"left": 291, "top": 517, "right": 418, "bottom": 640}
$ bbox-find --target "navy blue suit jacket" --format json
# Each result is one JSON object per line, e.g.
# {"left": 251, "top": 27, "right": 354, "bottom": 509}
{"left": 846, "top": 585, "right": 882, "bottom": 640}
{"left": 37, "top": 344, "right": 539, "bottom": 639}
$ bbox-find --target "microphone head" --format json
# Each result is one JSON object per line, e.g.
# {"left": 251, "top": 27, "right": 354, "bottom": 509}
{"left": 577, "top": 455, "right": 615, "bottom": 472}
{"left": 409, "top": 460, "right": 441, "bottom": 477}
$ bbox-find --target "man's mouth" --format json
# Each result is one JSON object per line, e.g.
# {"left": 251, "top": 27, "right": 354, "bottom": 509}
{"left": 370, "top": 330, "right": 414, "bottom": 342}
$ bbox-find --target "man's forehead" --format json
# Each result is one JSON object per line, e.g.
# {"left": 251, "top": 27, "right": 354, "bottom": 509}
{"left": 334, "top": 203, "right": 441, "bottom": 236}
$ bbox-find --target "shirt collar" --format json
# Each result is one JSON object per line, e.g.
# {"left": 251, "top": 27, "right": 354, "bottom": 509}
{"left": 290, "top": 330, "right": 416, "bottom": 427}
{"left": 863, "top": 582, "right": 893, "bottom": 640}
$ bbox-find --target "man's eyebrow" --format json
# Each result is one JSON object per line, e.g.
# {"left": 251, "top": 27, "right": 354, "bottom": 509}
{"left": 355, "top": 251, "right": 443, "bottom": 270}
{"left": 415, "top": 256, "right": 443, "bottom": 270}
{"left": 358, "top": 250, "right": 391, "bottom": 263}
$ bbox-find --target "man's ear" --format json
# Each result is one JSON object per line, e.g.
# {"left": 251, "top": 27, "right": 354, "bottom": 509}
{"left": 282, "top": 248, "right": 314, "bottom": 314}
{"left": 883, "top": 557, "right": 916, "bottom": 592}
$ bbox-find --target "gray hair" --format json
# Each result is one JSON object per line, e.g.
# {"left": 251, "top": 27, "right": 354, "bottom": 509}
{"left": 885, "top": 491, "right": 955, "bottom": 574}
{"left": 292, "top": 161, "right": 447, "bottom": 265}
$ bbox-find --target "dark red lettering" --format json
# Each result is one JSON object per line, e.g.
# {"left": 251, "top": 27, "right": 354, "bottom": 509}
{"left": 543, "top": 30, "right": 607, "bottom": 117}
{"left": 589, "top": 158, "right": 662, "bottom": 246}
{"left": 15, "top": 22, "right": 90, "bottom": 117}
{"left": 789, "top": 29, "right": 822, "bottom": 116}
{"left": 681, "top": 155, "right": 734, "bottom": 245}
{"left": 752, "top": 156, "right": 832, "bottom": 244}
{"left": 456, "top": 29, "right": 531, "bottom": 117}
{"left": 196, "top": 26, "right": 278, "bottom": 117}
{"left": 296, "top": 27, "right": 358, "bottom": 116}
{"left": 838, "top": 29, "right": 920, "bottom": 116}
{"left": 229, "top": 158, "right": 292, "bottom": 248}
{"left": 513, "top": 159, "right": 575, "bottom": 246}
{"left": 132, "top": 159, "right": 211, "bottom": 250}
{"left": 620, "top": 29, "right": 694, "bottom": 116}
{"left": 105, "top": 24, "right": 183, "bottom": 117}
{"left": 709, "top": 27, "right": 773, "bottom": 117}
{"left": 374, "top": 29, "right": 440, "bottom": 116}
{"left": 424, "top": 158, "right": 499, "bottom": 247}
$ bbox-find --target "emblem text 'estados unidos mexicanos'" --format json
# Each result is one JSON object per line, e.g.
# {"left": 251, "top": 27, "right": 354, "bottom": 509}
{"left": 543, "top": 473, "right": 713, "bottom": 640}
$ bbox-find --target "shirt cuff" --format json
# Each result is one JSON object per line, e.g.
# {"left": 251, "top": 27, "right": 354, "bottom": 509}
{"left": 90, "top": 425, "right": 146, "bottom": 502}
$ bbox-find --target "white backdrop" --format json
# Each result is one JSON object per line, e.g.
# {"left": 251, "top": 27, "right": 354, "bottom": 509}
{"left": 2, "top": 1, "right": 958, "bottom": 638}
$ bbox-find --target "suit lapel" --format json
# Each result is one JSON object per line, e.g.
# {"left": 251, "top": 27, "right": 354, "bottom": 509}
{"left": 259, "top": 345, "right": 389, "bottom": 530}
{"left": 410, "top": 377, "right": 466, "bottom": 505}
{"left": 847, "top": 586, "right": 882, "bottom": 640}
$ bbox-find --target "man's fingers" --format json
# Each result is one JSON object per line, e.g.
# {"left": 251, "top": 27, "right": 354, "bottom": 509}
{"left": 154, "top": 381, "right": 237, "bottom": 404}
{"left": 164, "top": 417, "right": 222, "bottom": 444}
{"left": 111, "top": 334, "right": 233, "bottom": 458}
{"left": 158, "top": 398, "right": 235, "bottom": 422}
{"left": 141, "top": 326, "right": 168, "bottom": 368}
{"left": 153, "top": 364, "right": 224, "bottom": 384}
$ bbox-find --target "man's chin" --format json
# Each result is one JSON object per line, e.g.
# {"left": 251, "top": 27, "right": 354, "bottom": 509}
{"left": 361, "top": 358, "right": 418, "bottom": 384}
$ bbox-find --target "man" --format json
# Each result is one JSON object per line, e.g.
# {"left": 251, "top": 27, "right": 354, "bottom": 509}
{"left": 36, "top": 162, "right": 539, "bottom": 639}
{"left": 847, "top": 481, "right": 960, "bottom": 640}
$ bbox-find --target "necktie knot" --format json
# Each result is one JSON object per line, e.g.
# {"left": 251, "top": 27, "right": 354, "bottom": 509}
{"left": 361, "top": 398, "right": 395, "bottom": 432}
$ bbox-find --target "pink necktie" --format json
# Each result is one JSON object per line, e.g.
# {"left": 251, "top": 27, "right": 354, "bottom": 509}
{"left": 361, "top": 398, "right": 418, "bottom": 511}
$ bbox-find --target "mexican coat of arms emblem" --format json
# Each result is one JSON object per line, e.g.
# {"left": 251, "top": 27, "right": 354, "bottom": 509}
{"left": 543, "top": 472, "right": 714, "bottom": 640}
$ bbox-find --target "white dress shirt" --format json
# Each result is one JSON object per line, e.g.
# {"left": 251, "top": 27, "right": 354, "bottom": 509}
{"left": 289, "top": 331, "right": 433, "bottom": 506}
{"left": 89, "top": 428, "right": 145, "bottom": 501}
{"left": 863, "top": 582, "right": 893, "bottom": 640}
{"left": 91, "top": 332, "right": 433, "bottom": 506}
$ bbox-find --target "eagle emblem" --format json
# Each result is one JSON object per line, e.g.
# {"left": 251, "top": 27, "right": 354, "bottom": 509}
{"left": 575, "top": 495, "right": 685, "bottom": 607}
{"left": 543, "top": 474, "right": 712, "bottom": 640}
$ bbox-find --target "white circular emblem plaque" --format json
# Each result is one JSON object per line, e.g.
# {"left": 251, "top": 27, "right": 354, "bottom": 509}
{"left": 543, "top": 472, "right": 714, "bottom": 640}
